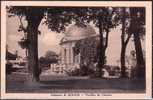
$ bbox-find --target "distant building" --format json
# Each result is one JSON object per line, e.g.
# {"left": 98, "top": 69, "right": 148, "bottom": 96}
{"left": 6, "top": 50, "right": 27, "bottom": 68}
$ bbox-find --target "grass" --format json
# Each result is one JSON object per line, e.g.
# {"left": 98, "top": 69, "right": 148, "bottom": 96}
{"left": 6, "top": 72, "right": 145, "bottom": 93}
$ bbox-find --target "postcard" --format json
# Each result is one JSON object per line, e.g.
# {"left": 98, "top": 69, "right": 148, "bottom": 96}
{"left": 1, "top": 1, "right": 152, "bottom": 99}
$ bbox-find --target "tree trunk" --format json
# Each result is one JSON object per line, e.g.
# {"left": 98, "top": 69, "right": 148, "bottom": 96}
{"left": 133, "top": 34, "right": 144, "bottom": 66}
{"left": 120, "top": 34, "right": 131, "bottom": 78}
{"left": 120, "top": 8, "right": 127, "bottom": 78}
{"left": 120, "top": 45, "right": 126, "bottom": 78}
{"left": 133, "top": 32, "right": 145, "bottom": 78}
{"left": 130, "top": 8, "right": 145, "bottom": 78}
{"left": 97, "top": 17, "right": 105, "bottom": 77}
{"left": 25, "top": 8, "right": 44, "bottom": 82}
{"left": 27, "top": 23, "right": 39, "bottom": 82}
{"left": 97, "top": 36, "right": 105, "bottom": 77}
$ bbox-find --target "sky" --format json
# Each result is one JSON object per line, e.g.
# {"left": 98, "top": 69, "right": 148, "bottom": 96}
{"left": 6, "top": 15, "right": 145, "bottom": 65}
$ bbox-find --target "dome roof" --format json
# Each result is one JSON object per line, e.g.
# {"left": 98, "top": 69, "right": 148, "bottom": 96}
{"left": 64, "top": 24, "right": 96, "bottom": 40}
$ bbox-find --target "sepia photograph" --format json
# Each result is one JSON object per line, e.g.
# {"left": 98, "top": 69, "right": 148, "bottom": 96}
{"left": 1, "top": 1, "right": 152, "bottom": 99}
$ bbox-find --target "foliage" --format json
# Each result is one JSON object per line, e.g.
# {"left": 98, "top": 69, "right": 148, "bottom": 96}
{"left": 45, "top": 7, "right": 73, "bottom": 33}
{"left": 45, "top": 51, "right": 58, "bottom": 63}
{"left": 39, "top": 51, "right": 58, "bottom": 69}
{"left": 75, "top": 37, "right": 98, "bottom": 64}
{"left": 66, "top": 67, "right": 95, "bottom": 76}
{"left": 129, "top": 8, "right": 145, "bottom": 36}
{"left": 7, "top": 6, "right": 46, "bottom": 32}
{"left": 45, "top": 51, "right": 58, "bottom": 60}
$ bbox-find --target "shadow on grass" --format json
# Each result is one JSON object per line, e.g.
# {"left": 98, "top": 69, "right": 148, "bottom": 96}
{"left": 39, "top": 78, "right": 145, "bottom": 91}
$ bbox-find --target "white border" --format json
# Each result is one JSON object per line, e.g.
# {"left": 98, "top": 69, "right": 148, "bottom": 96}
{"left": 1, "top": 1, "right": 152, "bottom": 99}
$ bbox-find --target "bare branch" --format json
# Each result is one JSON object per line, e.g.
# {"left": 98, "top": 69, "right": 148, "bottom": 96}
{"left": 125, "top": 33, "right": 132, "bottom": 46}
{"left": 104, "top": 29, "right": 109, "bottom": 50}
{"left": 18, "top": 15, "right": 27, "bottom": 33}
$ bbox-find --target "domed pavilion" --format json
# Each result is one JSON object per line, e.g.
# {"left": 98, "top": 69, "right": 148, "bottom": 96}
{"left": 60, "top": 24, "right": 99, "bottom": 68}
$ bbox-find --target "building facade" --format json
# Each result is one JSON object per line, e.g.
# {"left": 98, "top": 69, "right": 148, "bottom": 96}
{"left": 59, "top": 24, "right": 99, "bottom": 70}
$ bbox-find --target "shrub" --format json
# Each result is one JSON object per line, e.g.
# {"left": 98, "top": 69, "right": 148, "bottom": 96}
{"left": 6, "top": 63, "right": 13, "bottom": 74}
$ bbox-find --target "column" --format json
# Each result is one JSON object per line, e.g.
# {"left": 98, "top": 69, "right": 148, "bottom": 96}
{"left": 70, "top": 47, "right": 74, "bottom": 64}
{"left": 64, "top": 48, "right": 67, "bottom": 64}
{"left": 69, "top": 47, "right": 71, "bottom": 64}
{"left": 67, "top": 48, "right": 71, "bottom": 64}
{"left": 60, "top": 47, "right": 64, "bottom": 64}
{"left": 67, "top": 48, "right": 69, "bottom": 64}
{"left": 66, "top": 48, "right": 69, "bottom": 64}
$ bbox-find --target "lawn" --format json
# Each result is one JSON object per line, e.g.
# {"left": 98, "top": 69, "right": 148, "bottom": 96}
{"left": 6, "top": 72, "right": 145, "bottom": 93}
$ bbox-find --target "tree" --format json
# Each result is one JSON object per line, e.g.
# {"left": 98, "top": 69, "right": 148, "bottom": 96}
{"left": 113, "top": 7, "right": 145, "bottom": 78}
{"left": 86, "top": 7, "right": 117, "bottom": 77}
{"left": 119, "top": 8, "right": 132, "bottom": 78}
{"left": 7, "top": 6, "right": 45, "bottom": 82}
{"left": 7, "top": 7, "right": 75, "bottom": 82}
{"left": 44, "top": 50, "right": 58, "bottom": 63}
{"left": 129, "top": 8, "right": 145, "bottom": 78}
